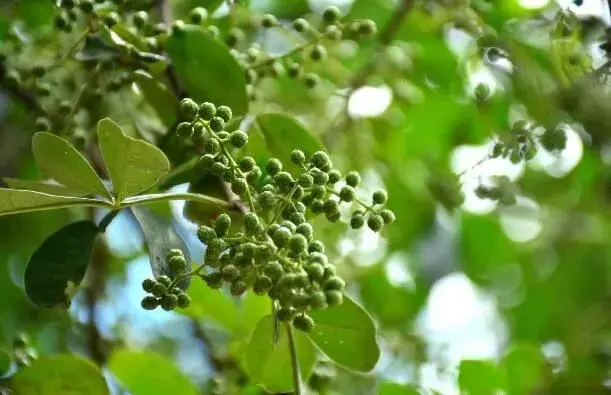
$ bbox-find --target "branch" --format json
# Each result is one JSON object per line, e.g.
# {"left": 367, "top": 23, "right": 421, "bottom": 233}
{"left": 285, "top": 323, "right": 302, "bottom": 395}
{"left": 155, "top": 0, "right": 183, "bottom": 97}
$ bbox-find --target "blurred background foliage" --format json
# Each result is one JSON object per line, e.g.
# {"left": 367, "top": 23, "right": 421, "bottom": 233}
{"left": 2, "top": 0, "right": 611, "bottom": 394}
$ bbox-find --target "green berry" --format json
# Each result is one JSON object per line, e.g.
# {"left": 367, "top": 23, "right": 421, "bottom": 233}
{"left": 177, "top": 122, "right": 193, "bottom": 138}
{"left": 230, "top": 280, "right": 247, "bottom": 296}
{"left": 339, "top": 186, "right": 355, "bottom": 202}
{"left": 239, "top": 156, "right": 256, "bottom": 172}
{"left": 296, "top": 173, "right": 313, "bottom": 188}
{"left": 305, "top": 263, "right": 324, "bottom": 282}
{"left": 172, "top": 20, "right": 186, "bottom": 35}
{"left": 311, "top": 169, "right": 329, "bottom": 185}
{"left": 209, "top": 117, "right": 225, "bottom": 132}
{"left": 152, "top": 282, "right": 167, "bottom": 297}
{"left": 309, "top": 45, "right": 327, "bottom": 61}
{"left": 295, "top": 223, "right": 313, "bottom": 241}
{"left": 197, "top": 226, "right": 217, "bottom": 244}
{"left": 325, "top": 290, "right": 343, "bottom": 306}
{"left": 157, "top": 275, "right": 172, "bottom": 287}
{"left": 204, "top": 273, "right": 223, "bottom": 289}
{"left": 169, "top": 255, "right": 186, "bottom": 272}
{"left": 214, "top": 213, "right": 231, "bottom": 236}
{"left": 266, "top": 158, "right": 282, "bottom": 176}
{"left": 216, "top": 105, "right": 232, "bottom": 122}
{"left": 277, "top": 306, "right": 295, "bottom": 322}
{"left": 291, "top": 149, "right": 306, "bottom": 166}
{"left": 231, "top": 178, "right": 248, "bottom": 195}
{"left": 310, "top": 151, "right": 331, "bottom": 170}
{"left": 261, "top": 14, "right": 278, "bottom": 28}
{"left": 199, "top": 102, "right": 216, "bottom": 120}
{"left": 161, "top": 294, "right": 178, "bottom": 311}
{"left": 190, "top": 7, "right": 208, "bottom": 24}
{"left": 259, "top": 190, "right": 276, "bottom": 209}
{"left": 35, "top": 117, "right": 51, "bottom": 132}
{"left": 272, "top": 227, "right": 292, "bottom": 248}
{"left": 287, "top": 62, "right": 302, "bottom": 78}
{"left": 309, "top": 252, "right": 328, "bottom": 265}
{"left": 350, "top": 214, "right": 364, "bottom": 229}
{"left": 311, "top": 199, "right": 325, "bottom": 214}
{"left": 310, "top": 291, "right": 327, "bottom": 309}
{"left": 322, "top": 6, "right": 341, "bottom": 23}
{"left": 230, "top": 130, "right": 248, "bottom": 147}
{"left": 289, "top": 234, "right": 308, "bottom": 253}
{"left": 303, "top": 73, "right": 320, "bottom": 88}
{"left": 357, "top": 20, "right": 377, "bottom": 36}
{"left": 180, "top": 98, "right": 199, "bottom": 121}
{"left": 222, "top": 264, "right": 239, "bottom": 281}
{"left": 226, "top": 28, "right": 244, "bottom": 48}
{"left": 274, "top": 171, "right": 294, "bottom": 191}
{"left": 293, "top": 314, "right": 315, "bottom": 332}
{"left": 199, "top": 154, "right": 215, "bottom": 169}
{"left": 204, "top": 137, "right": 220, "bottom": 154}
{"left": 292, "top": 18, "right": 309, "bottom": 32}
{"left": 263, "top": 261, "right": 284, "bottom": 281}
{"left": 372, "top": 190, "right": 388, "bottom": 205}
{"left": 133, "top": 11, "right": 148, "bottom": 29}
{"left": 104, "top": 12, "right": 120, "bottom": 27}
{"left": 141, "top": 296, "right": 159, "bottom": 310}
{"left": 324, "top": 276, "right": 345, "bottom": 291}
{"left": 207, "top": 25, "right": 220, "bottom": 38}
{"left": 344, "top": 171, "right": 360, "bottom": 187}
{"left": 142, "top": 279, "right": 156, "bottom": 293}
{"left": 177, "top": 293, "right": 191, "bottom": 308}
{"left": 254, "top": 276, "right": 273, "bottom": 295}
{"left": 367, "top": 214, "right": 384, "bottom": 232}
{"left": 308, "top": 240, "right": 324, "bottom": 253}
{"left": 244, "top": 213, "right": 260, "bottom": 235}
{"left": 379, "top": 209, "right": 395, "bottom": 224}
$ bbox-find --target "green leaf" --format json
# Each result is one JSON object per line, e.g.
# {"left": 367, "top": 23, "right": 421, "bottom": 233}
{"left": 502, "top": 344, "right": 548, "bottom": 395}
{"left": 250, "top": 114, "right": 325, "bottom": 173}
{"left": 0, "top": 188, "right": 110, "bottom": 216}
{"left": 458, "top": 359, "right": 506, "bottom": 395}
{"left": 10, "top": 354, "right": 109, "bottom": 394}
{"left": 166, "top": 25, "right": 248, "bottom": 116}
{"left": 378, "top": 382, "right": 420, "bottom": 395}
{"left": 97, "top": 118, "right": 170, "bottom": 201}
{"left": 32, "top": 132, "right": 110, "bottom": 199}
{"left": 0, "top": 350, "right": 11, "bottom": 376}
{"left": 3, "top": 178, "right": 86, "bottom": 197}
{"left": 133, "top": 70, "right": 178, "bottom": 127}
{"left": 131, "top": 206, "right": 191, "bottom": 289}
{"left": 307, "top": 295, "right": 380, "bottom": 373}
{"left": 179, "top": 279, "right": 239, "bottom": 332}
{"left": 108, "top": 349, "right": 197, "bottom": 395}
{"left": 245, "top": 315, "right": 316, "bottom": 393}
{"left": 24, "top": 220, "right": 100, "bottom": 308}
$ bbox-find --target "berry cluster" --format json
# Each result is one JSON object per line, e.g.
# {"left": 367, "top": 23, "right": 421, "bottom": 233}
{"left": 171, "top": 99, "right": 394, "bottom": 332}
{"left": 140, "top": 249, "right": 192, "bottom": 311}
{"left": 490, "top": 120, "right": 539, "bottom": 164}
{"left": 474, "top": 175, "right": 518, "bottom": 206}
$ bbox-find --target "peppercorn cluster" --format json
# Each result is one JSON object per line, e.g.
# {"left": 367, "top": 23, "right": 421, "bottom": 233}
{"left": 172, "top": 99, "right": 395, "bottom": 332}
{"left": 140, "top": 249, "right": 192, "bottom": 311}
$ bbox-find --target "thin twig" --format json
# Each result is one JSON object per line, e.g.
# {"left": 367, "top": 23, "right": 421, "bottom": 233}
{"left": 155, "top": 0, "right": 183, "bottom": 97}
{"left": 285, "top": 323, "right": 302, "bottom": 395}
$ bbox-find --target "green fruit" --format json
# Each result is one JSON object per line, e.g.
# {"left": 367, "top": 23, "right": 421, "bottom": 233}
{"left": 141, "top": 296, "right": 159, "bottom": 310}
{"left": 292, "top": 18, "right": 309, "bottom": 32}
{"left": 324, "top": 276, "right": 345, "bottom": 291}
{"left": 177, "top": 122, "right": 193, "bottom": 138}
{"left": 309, "top": 45, "right": 327, "bottom": 61}
{"left": 372, "top": 190, "right": 388, "bottom": 205}
{"left": 261, "top": 14, "right": 278, "bottom": 28}
{"left": 253, "top": 275, "right": 273, "bottom": 295}
{"left": 169, "top": 255, "right": 187, "bottom": 272}
{"left": 322, "top": 5, "right": 341, "bottom": 23}
{"left": 142, "top": 278, "right": 156, "bottom": 293}
{"left": 303, "top": 73, "right": 320, "bottom": 88}
{"left": 293, "top": 314, "right": 315, "bottom": 332}
{"left": 379, "top": 209, "right": 395, "bottom": 224}
{"left": 305, "top": 263, "right": 324, "bottom": 282}
{"left": 272, "top": 227, "right": 292, "bottom": 248}
{"left": 189, "top": 7, "right": 208, "bottom": 24}
{"left": 199, "top": 102, "right": 216, "bottom": 120}
{"left": 214, "top": 213, "right": 231, "bottom": 236}
{"left": 344, "top": 171, "right": 360, "bottom": 187}
{"left": 177, "top": 293, "right": 191, "bottom": 308}
{"left": 291, "top": 149, "right": 306, "bottom": 166}
{"left": 230, "top": 280, "right": 247, "bottom": 296}
{"left": 308, "top": 240, "right": 324, "bottom": 253}
{"left": 204, "top": 273, "right": 223, "bottom": 289}
{"left": 231, "top": 178, "right": 248, "bottom": 195}
{"left": 309, "top": 291, "right": 327, "bottom": 310}
{"left": 289, "top": 234, "right": 308, "bottom": 253}
{"left": 157, "top": 275, "right": 172, "bottom": 287}
{"left": 263, "top": 261, "right": 284, "bottom": 281}
{"left": 180, "top": 98, "right": 199, "bottom": 121}
{"left": 266, "top": 158, "right": 282, "bottom": 175}
{"left": 350, "top": 214, "right": 364, "bottom": 229}
{"left": 325, "top": 290, "right": 343, "bottom": 306}
{"left": 339, "top": 186, "right": 355, "bottom": 202}
{"left": 367, "top": 214, "right": 384, "bottom": 232}
{"left": 277, "top": 306, "right": 295, "bottom": 322}
{"left": 230, "top": 130, "right": 248, "bottom": 147}
{"left": 209, "top": 117, "right": 225, "bottom": 132}
{"left": 222, "top": 264, "right": 239, "bottom": 281}
{"left": 161, "top": 294, "right": 178, "bottom": 311}
{"left": 151, "top": 283, "right": 167, "bottom": 297}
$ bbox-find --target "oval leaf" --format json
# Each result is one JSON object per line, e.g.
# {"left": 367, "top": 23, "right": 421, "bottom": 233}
{"left": 307, "top": 295, "right": 380, "bottom": 372}
{"left": 166, "top": 25, "right": 248, "bottom": 116}
{"left": 108, "top": 349, "right": 197, "bottom": 395}
{"left": 131, "top": 206, "right": 191, "bottom": 289}
{"left": 10, "top": 355, "right": 109, "bottom": 395}
{"left": 0, "top": 189, "right": 107, "bottom": 216}
{"left": 246, "top": 315, "right": 316, "bottom": 393}
{"left": 3, "top": 178, "right": 86, "bottom": 197}
{"left": 32, "top": 132, "right": 110, "bottom": 199}
{"left": 133, "top": 70, "right": 178, "bottom": 127}
{"left": 250, "top": 114, "right": 325, "bottom": 172}
{"left": 25, "top": 220, "right": 100, "bottom": 308}
{"left": 97, "top": 118, "right": 170, "bottom": 202}
{"left": 179, "top": 279, "right": 239, "bottom": 333}
{"left": 0, "top": 350, "right": 10, "bottom": 376}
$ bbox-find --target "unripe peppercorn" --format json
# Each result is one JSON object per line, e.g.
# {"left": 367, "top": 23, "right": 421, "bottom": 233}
{"left": 216, "top": 105, "right": 232, "bottom": 122}
{"left": 339, "top": 186, "right": 355, "bottom": 202}
{"left": 172, "top": 20, "right": 186, "bottom": 35}
{"left": 104, "top": 12, "right": 120, "bottom": 27}
{"left": 161, "top": 294, "right": 178, "bottom": 311}
{"left": 324, "top": 276, "right": 345, "bottom": 291}
{"left": 142, "top": 278, "right": 156, "bottom": 293}
{"left": 311, "top": 169, "right": 329, "bottom": 185}
{"left": 289, "top": 234, "right": 308, "bottom": 253}
{"left": 367, "top": 214, "right": 384, "bottom": 232}
{"left": 204, "top": 272, "right": 223, "bottom": 289}
{"left": 291, "top": 149, "right": 306, "bottom": 166}
{"left": 344, "top": 171, "right": 360, "bottom": 187}
{"left": 189, "top": 7, "right": 208, "bottom": 24}
{"left": 358, "top": 20, "right": 377, "bottom": 36}
{"left": 141, "top": 296, "right": 159, "bottom": 310}
{"left": 204, "top": 138, "right": 221, "bottom": 154}
{"left": 266, "top": 158, "right": 282, "bottom": 175}
{"left": 263, "top": 261, "right": 284, "bottom": 281}
{"left": 325, "top": 290, "right": 343, "bottom": 306}
{"left": 261, "top": 14, "right": 278, "bottom": 28}
{"left": 253, "top": 275, "right": 273, "bottom": 295}
{"left": 169, "top": 255, "right": 186, "bottom": 272}
{"left": 157, "top": 274, "right": 172, "bottom": 286}
{"left": 35, "top": 117, "right": 51, "bottom": 132}
{"left": 310, "top": 291, "right": 327, "bottom": 309}
{"left": 133, "top": 11, "right": 148, "bottom": 29}
{"left": 222, "top": 264, "right": 239, "bottom": 281}
{"left": 325, "top": 25, "right": 342, "bottom": 40}
{"left": 287, "top": 62, "right": 302, "bottom": 78}
{"left": 308, "top": 240, "right": 324, "bottom": 253}
{"left": 230, "top": 280, "right": 247, "bottom": 296}
{"left": 272, "top": 227, "right": 292, "bottom": 248}
{"left": 244, "top": 213, "right": 260, "bottom": 234}
{"left": 310, "top": 151, "right": 331, "bottom": 170}
{"left": 372, "top": 190, "right": 388, "bottom": 205}
{"left": 151, "top": 282, "right": 167, "bottom": 297}
{"left": 231, "top": 178, "right": 248, "bottom": 195}
{"left": 303, "top": 73, "right": 320, "bottom": 88}
{"left": 199, "top": 102, "right": 216, "bottom": 120}
{"left": 277, "top": 306, "right": 295, "bottom": 322}
{"left": 309, "top": 45, "right": 327, "bottom": 61}
{"left": 322, "top": 5, "right": 341, "bottom": 23}
{"left": 177, "top": 293, "right": 191, "bottom": 308}
{"left": 214, "top": 213, "right": 231, "bottom": 236}
{"left": 197, "top": 226, "right": 217, "bottom": 243}
{"left": 295, "top": 223, "right": 313, "bottom": 241}
{"left": 209, "top": 116, "right": 225, "bottom": 132}
{"left": 239, "top": 156, "right": 256, "bottom": 172}
{"left": 177, "top": 122, "right": 193, "bottom": 138}
{"left": 293, "top": 314, "right": 315, "bottom": 332}
{"left": 230, "top": 130, "right": 248, "bottom": 147}
{"left": 350, "top": 214, "right": 364, "bottom": 229}
{"left": 259, "top": 190, "right": 276, "bottom": 209}
{"left": 305, "top": 263, "right": 324, "bottom": 281}
{"left": 292, "top": 18, "right": 309, "bottom": 32}
{"left": 180, "top": 98, "right": 199, "bottom": 121}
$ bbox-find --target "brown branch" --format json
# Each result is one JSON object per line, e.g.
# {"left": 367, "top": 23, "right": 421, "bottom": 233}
{"left": 155, "top": 0, "right": 184, "bottom": 98}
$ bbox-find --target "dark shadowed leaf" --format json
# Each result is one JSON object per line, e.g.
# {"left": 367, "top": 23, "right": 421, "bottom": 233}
{"left": 131, "top": 206, "right": 191, "bottom": 289}
{"left": 0, "top": 189, "right": 107, "bottom": 216}
{"left": 32, "top": 132, "right": 110, "bottom": 199}
{"left": 24, "top": 221, "right": 100, "bottom": 308}
{"left": 108, "top": 349, "right": 197, "bottom": 395}
{"left": 10, "top": 355, "right": 109, "bottom": 394}
{"left": 98, "top": 118, "right": 170, "bottom": 201}
{"left": 133, "top": 70, "right": 179, "bottom": 127}
{"left": 246, "top": 315, "right": 316, "bottom": 393}
{"left": 166, "top": 25, "right": 248, "bottom": 116}
{"left": 307, "top": 295, "right": 380, "bottom": 372}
